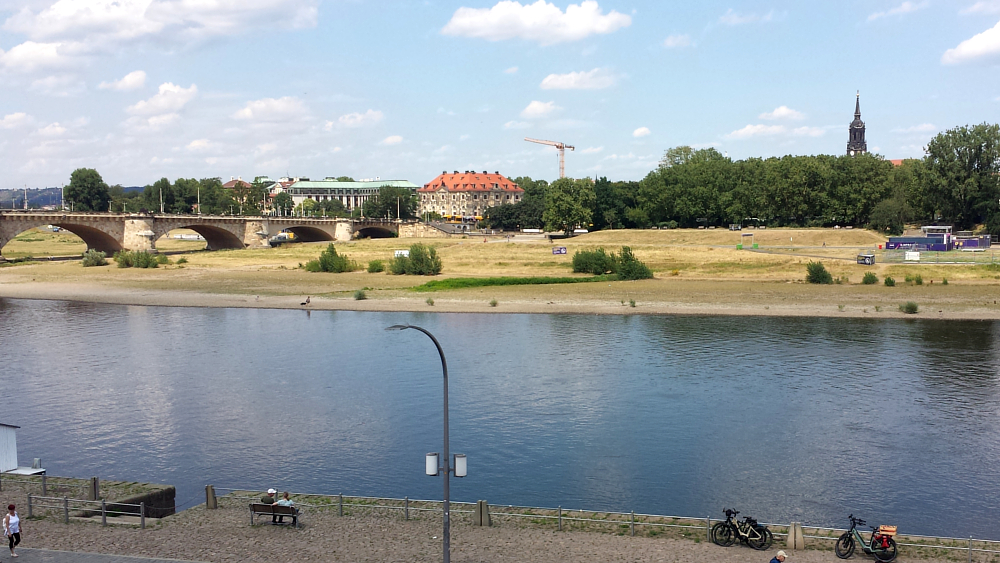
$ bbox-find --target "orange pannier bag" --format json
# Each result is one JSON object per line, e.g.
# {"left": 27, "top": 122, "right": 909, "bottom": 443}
{"left": 878, "top": 525, "right": 898, "bottom": 537}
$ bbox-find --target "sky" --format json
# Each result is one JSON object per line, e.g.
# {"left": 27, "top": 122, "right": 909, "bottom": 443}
{"left": 0, "top": 0, "right": 998, "bottom": 189}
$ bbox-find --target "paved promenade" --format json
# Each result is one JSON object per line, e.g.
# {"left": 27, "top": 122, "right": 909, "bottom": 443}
{"left": 13, "top": 549, "right": 205, "bottom": 563}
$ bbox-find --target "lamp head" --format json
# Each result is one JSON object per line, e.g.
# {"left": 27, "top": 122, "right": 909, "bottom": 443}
{"left": 385, "top": 324, "right": 410, "bottom": 332}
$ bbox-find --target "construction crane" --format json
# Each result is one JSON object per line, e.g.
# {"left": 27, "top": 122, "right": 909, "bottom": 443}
{"left": 524, "top": 137, "right": 575, "bottom": 179}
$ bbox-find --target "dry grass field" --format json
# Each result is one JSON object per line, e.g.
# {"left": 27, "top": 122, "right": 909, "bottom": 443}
{"left": 2, "top": 226, "right": 999, "bottom": 319}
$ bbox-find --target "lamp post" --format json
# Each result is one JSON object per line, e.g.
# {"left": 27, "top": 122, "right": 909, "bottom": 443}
{"left": 385, "top": 324, "right": 466, "bottom": 563}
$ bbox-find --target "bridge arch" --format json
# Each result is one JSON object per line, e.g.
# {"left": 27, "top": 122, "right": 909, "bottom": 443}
{"left": 168, "top": 224, "right": 245, "bottom": 250}
{"left": 355, "top": 226, "right": 397, "bottom": 239}
{"left": 283, "top": 226, "right": 336, "bottom": 243}
{"left": 0, "top": 220, "right": 122, "bottom": 256}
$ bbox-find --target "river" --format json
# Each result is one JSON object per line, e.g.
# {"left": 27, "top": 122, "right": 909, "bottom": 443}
{"left": 1, "top": 298, "right": 998, "bottom": 538}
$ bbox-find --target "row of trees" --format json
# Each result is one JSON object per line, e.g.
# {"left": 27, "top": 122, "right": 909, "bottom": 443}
{"left": 485, "top": 123, "right": 1000, "bottom": 236}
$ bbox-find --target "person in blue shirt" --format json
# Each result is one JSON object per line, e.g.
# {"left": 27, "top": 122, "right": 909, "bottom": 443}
{"left": 769, "top": 550, "right": 787, "bottom": 563}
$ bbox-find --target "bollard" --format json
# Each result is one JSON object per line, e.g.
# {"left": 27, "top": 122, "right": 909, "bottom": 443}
{"left": 101, "top": 500, "right": 106, "bottom": 527}
{"left": 141, "top": 502, "right": 145, "bottom": 529}
{"left": 404, "top": 497, "right": 409, "bottom": 520}
{"left": 338, "top": 494, "right": 343, "bottom": 517}
{"left": 41, "top": 474, "right": 47, "bottom": 496}
{"left": 94, "top": 476, "right": 100, "bottom": 501}
{"left": 205, "top": 485, "right": 217, "bottom": 509}
{"left": 969, "top": 537, "right": 973, "bottom": 563}
{"left": 27, "top": 494, "right": 32, "bottom": 518}
{"left": 558, "top": 506, "right": 562, "bottom": 531}
{"left": 63, "top": 496, "right": 69, "bottom": 524}
{"left": 631, "top": 511, "right": 635, "bottom": 537}
{"left": 706, "top": 516, "right": 711, "bottom": 542}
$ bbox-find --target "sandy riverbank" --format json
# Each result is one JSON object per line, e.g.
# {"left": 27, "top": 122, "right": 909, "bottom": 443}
{"left": 0, "top": 484, "right": 971, "bottom": 563}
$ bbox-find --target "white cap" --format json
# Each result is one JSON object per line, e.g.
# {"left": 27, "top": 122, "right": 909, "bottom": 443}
{"left": 777, "top": 551, "right": 787, "bottom": 558}
{"left": 267, "top": 488, "right": 276, "bottom": 494}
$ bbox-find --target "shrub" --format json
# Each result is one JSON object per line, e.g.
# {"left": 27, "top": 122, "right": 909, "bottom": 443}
{"left": 614, "top": 246, "right": 654, "bottom": 281}
{"left": 176, "top": 257, "right": 188, "bottom": 264}
{"left": 862, "top": 272, "right": 878, "bottom": 285}
{"left": 354, "top": 289, "right": 367, "bottom": 300}
{"left": 884, "top": 276, "right": 896, "bottom": 287}
{"left": 317, "top": 244, "right": 357, "bottom": 273}
{"left": 489, "top": 298, "right": 498, "bottom": 307}
{"left": 156, "top": 254, "right": 170, "bottom": 265}
{"left": 81, "top": 249, "right": 107, "bottom": 267}
{"left": 389, "top": 244, "right": 443, "bottom": 276}
{"left": 367, "top": 259, "right": 385, "bottom": 273}
{"left": 913, "top": 274, "right": 923, "bottom": 285}
{"left": 629, "top": 299, "right": 636, "bottom": 308}
{"left": 114, "top": 250, "right": 159, "bottom": 268}
{"left": 425, "top": 297, "right": 434, "bottom": 306}
{"left": 572, "top": 247, "right": 616, "bottom": 275}
{"left": 942, "top": 277, "right": 948, "bottom": 285}
{"left": 304, "top": 260, "right": 322, "bottom": 272}
{"left": 805, "top": 261, "right": 833, "bottom": 284}
{"left": 900, "top": 301, "right": 919, "bottom": 314}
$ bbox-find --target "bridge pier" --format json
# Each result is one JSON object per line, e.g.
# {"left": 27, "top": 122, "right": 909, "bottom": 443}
{"left": 243, "top": 220, "right": 270, "bottom": 249}
{"left": 124, "top": 219, "right": 157, "bottom": 253}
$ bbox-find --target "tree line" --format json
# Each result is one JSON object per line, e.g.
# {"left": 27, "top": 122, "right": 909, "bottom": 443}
{"left": 485, "top": 123, "right": 1000, "bottom": 236}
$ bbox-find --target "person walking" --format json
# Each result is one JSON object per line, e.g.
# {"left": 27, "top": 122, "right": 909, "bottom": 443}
{"left": 769, "top": 550, "right": 787, "bottom": 563}
{"left": 3, "top": 504, "right": 21, "bottom": 558}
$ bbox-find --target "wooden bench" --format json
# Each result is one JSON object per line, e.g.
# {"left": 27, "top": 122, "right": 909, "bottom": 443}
{"left": 249, "top": 503, "right": 300, "bottom": 527}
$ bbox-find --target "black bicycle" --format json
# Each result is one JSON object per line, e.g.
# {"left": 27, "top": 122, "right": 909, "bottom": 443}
{"left": 835, "top": 515, "right": 898, "bottom": 563}
{"left": 711, "top": 509, "right": 773, "bottom": 550}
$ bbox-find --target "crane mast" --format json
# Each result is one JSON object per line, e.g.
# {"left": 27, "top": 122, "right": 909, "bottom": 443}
{"left": 524, "top": 137, "right": 575, "bottom": 178}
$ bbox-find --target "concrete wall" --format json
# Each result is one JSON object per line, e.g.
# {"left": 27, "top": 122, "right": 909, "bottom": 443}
{"left": 398, "top": 222, "right": 455, "bottom": 238}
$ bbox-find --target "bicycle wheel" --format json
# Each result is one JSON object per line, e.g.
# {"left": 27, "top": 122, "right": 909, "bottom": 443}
{"left": 835, "top": 532, "right": 856, "bottom": 559}
{"left": 748, "top": 527, "right": 772, "bottom": 550}
{"left": 711, "top": 522, "right": 735, "bottom": 547}
{"left": 873, "top": 538, "right": 897, "bottom": 563}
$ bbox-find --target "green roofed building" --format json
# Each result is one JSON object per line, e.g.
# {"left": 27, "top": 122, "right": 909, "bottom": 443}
{"left": 287, "top": 178, "right": 419, "bottom": 213}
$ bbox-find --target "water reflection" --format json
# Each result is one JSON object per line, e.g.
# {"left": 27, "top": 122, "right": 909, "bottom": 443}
{"left": 1, "top": 299, "right": 999, "bottom": 539}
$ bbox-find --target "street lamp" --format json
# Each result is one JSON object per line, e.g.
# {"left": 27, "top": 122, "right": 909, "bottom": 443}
{"left": 385, "top": 324, "right": 466, "bottom": 563}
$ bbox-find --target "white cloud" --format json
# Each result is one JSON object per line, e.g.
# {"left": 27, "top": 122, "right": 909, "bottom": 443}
{"left": 633, "top": 126, "right": 651, "bottom": 137}
{"left": 961, "top": 1, "right": 1000, "bottom": 15}
{"left": 123, "top": 112, "right": 180, "bottom": 132}
{"left": 521, "top": 100, "right": 559, "bottom": 118}
{"left": 504, "top": 120, "right": 531, "bottom": 129}
{"left": 0, "top": 41, "right": 66, "bottom": 73}
{"left": 99, "top": 70, "right": 146, "bottom": 91}
{"left": 232, "top": 96, "right": 306, "bottom": 121}
{"left": 893, "top": 123, "right": 938, "bottom": 133}
{"left": 663, "top": 34, "right": 692, "bottom": 48}
{"left": 581, "top": 146, "right": 603, "bottom": 154}
{"left": 726, "top": 124, "right": 787, "bottom": 139}
{"left": 719, "top": 9, "right": 775, "bottom": 25}
{"left": 186, "top": 139, "right": 212, "bottom": 151}
{"left": 759, "top": 105, "right": 805, "bottom": 120}
{"left": 380, "top": 135, "right": 403, "bottom": 146}
{"left": 0, "top": 112, "right": 32, "bottom": 129}
{"left": 540, "top": 68, "right": 616, "bottom": 90}
{"left": 791, "top": 126, "right": 826, "bottom": 137}
{"left": 127, "top": 82, "right": 197, "bottom": 115}
{"left": 504, "top": 66, "right": 519, "bottom": 74}
{"left": 942, "top": 20, "right": 1000, "bottom": 64}
{"left": 37, "top": 122, "right": 66, "bottom": 136}
{"left": 29, "top": 74, "right": 85, "bottom": 96}
{"left": 442, "top": 0, "right": 632, "bottom": 46}
{"left": 867, "top": 1, "right": 928, "bottom": 21}
{"left": 337, "top": 109, "right": 384, "bottom": 127}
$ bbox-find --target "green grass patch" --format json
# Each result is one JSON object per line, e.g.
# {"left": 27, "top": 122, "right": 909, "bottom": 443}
{"left": 412, "top": 275, "right": 616, "bottom": 292}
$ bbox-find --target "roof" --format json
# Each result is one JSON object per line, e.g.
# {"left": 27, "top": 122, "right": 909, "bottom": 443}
{"left": 0, "top": 423, "right": 20, "bottom": 429}
{"left": 222, "top": 179, "right": 252, "bottom": 189}
{"left": 420, "top": 171, "right": 522, "bottom": 193}
{"left": 289, "top": 180, "right": 419, "bottom": 190}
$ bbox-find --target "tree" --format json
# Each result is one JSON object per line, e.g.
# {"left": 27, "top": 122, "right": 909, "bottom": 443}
{"left": 543, "top": 178, "right": 596, "bottom": 234}
{"left": 924, "top": 123, "right": 1000, "bottom": 232}
{"left": 362, "top": 185, "right": 418, "bottom": 219}
{"left": 273, "top": 192, "right": 293, "bottom": 215}
{"left": 66, "top": 168, "right": 111, "bottom": 211}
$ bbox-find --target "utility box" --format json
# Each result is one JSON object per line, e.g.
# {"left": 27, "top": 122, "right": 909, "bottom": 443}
{"left": 857, "top": 254, "right": 875, "bottom": 265}
{"left": 0, "top": 424, "right": 17, "bottom": 472}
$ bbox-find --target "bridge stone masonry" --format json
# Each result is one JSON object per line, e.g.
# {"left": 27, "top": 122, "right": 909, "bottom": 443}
{"left": 0, "top": 211, "right": 442, "bottom": 260}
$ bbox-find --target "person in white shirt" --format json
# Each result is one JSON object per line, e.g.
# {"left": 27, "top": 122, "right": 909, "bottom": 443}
{"left": 3, "top": 504, "right": 21, "bottom": 558}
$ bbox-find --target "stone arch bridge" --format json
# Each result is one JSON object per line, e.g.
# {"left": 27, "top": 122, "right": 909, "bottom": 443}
{"left": 0, "top": 212, "right": 432, "bottom": 259}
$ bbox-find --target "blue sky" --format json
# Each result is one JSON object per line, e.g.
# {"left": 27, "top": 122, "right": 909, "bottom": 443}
{"left": 1, "top": 0, "right": 998, "bottom": 188}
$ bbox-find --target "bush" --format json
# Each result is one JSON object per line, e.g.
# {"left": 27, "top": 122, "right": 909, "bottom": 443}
{"left": 942, "top": 277, "right": 948, "bottom": 285}
{"left": 304, "top": 260, "right": 322, "bottom": 272}
{"left": 156, "top": 254, "right": 170, "bottom": 265}
{"left": 805, "top": 261, "right": 833, "bottom": 284}
{"left": 425, "top": 297, "right": 434, "bottom": 306}
{"left": 614, "top": 246, "right": 654, "bottom": 280}
{"left": 114, "top": 250, "right": 159, "bottom": 268}
{"left": 489, "top": 298, "right": 498, "bottom": 307}
{"left": 862, "top": 272, "right": 878, "bottom": 285}
{"left": 900, "top": 301, "right": 919, "bottom": 314}
{"left": 81, "top": 249, "right": 107, "bottom": 267}
{"left": 176, "top": 257, "right": 188, "bottom": 264}
{"left": 913, "top": 274, "right": 923, "bottom": 285}
{"left": 354, "top": 289, "right": 367, "bottom": 300}
{"left": 367, "top": 259, "right": 385, "bottom": 273}
{"left": 884, "top": 276, "right": 896, "bottom": 287}
{"left": 572, "top": 247, "right": 616, "bottom": 275}
{"left": 389, "top": 244, "right": 443, "bottom": 276}
{"left": 305, "top": 244, "right": 357, "bottom": 273}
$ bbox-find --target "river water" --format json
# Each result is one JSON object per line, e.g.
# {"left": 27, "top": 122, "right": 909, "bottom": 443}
{"left": 1, "top": 298, "right": 998, "bottom": 539}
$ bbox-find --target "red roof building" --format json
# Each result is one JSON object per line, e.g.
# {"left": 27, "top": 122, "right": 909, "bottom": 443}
{"left": 418, "top": 170, "right": 523, "bottom": 218}
{"left": 222, "top": 177, "right": 252, "bottom": 190}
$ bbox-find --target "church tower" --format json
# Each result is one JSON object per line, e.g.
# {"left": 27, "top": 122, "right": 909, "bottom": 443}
{"left": 847, "top": 92, "right": 867, "bottom": 156}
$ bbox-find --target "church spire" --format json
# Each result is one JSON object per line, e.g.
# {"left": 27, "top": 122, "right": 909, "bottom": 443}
{"left": 847, "top": 91, "right": 867, "bottom": 156}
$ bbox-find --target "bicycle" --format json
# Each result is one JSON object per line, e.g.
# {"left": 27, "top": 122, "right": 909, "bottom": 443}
{"left": 835, "top": 515, "right": 898, "bottom": 562}
{"left": 711, "top": 509, "right": 773, "bottom": 550}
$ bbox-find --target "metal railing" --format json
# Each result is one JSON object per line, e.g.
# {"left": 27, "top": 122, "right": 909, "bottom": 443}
{"left": 209, "top": 487, "right": 1000, "bottom": 559}
{"left": 0, "top": 473, "right": 90, "bottom": 497}
{"left": 26, "top": 494, "right": 146, "bottom": 529}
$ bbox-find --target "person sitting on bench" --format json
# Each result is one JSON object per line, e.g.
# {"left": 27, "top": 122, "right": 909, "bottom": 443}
{"left": 275, "top": 492, "right": 294, "bottom": 523}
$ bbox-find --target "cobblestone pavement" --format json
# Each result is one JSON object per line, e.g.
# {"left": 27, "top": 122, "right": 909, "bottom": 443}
{"left": 9, "top": 549, "right": 205, "bottom": 563}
